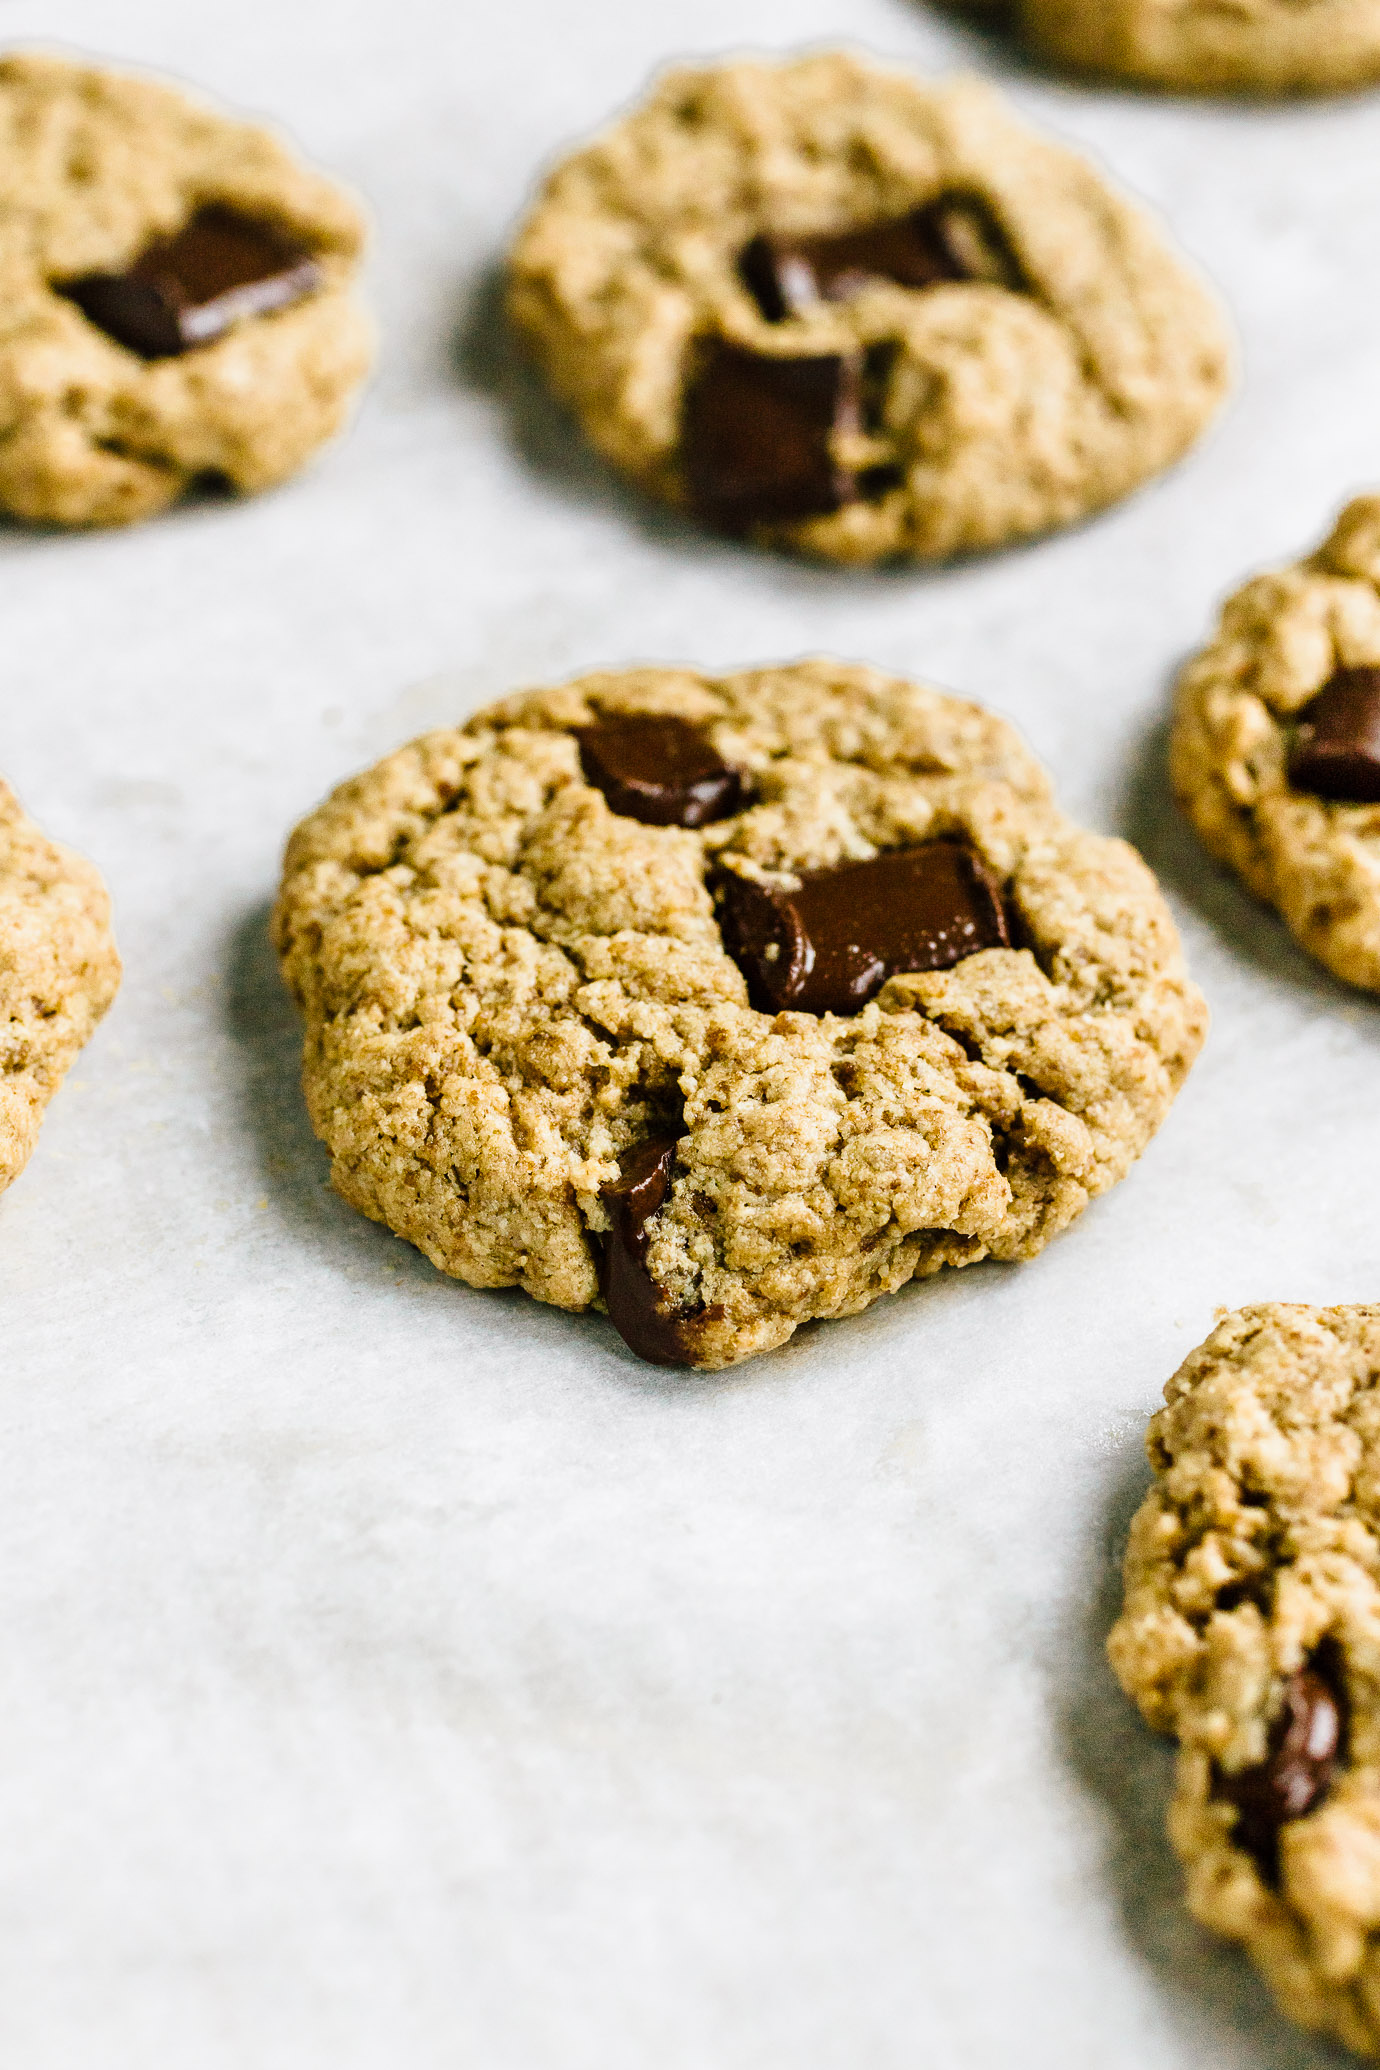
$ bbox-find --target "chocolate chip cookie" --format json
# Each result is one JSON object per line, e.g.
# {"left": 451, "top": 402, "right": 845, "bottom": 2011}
{"left": 1172, "top": 497, "right": 1380, "bottom": 992}
{"left": 1, "top": 783, "right": 120, "bottom": 1196}
{"left": 1110, "top": 1305, "right": 1380, "bottom": 2058}
{"left": 0, "top": 51, "right": 373, "bottom": 527}
{"left": 1019, "top": 0, "right": 1380, "bottom": 95}
{"left": 272, "top": 661, "right": 1207, "bottom": 1368}
{"left": 506, "top": 52, "right": 1232, "bottom": 565}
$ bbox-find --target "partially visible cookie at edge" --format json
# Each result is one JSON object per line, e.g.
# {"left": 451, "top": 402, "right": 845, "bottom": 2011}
{"left": 1, "top": 782, "right": 120, "bottom": 1194}
{"left": 1019, "top": 0, "right": 1380, "bottom": 96}
{"left": 1110, "top": 1304, "right": 1380, "bottom": 2060}
{"left": 1172, "top": 496, "right": 1380, "bottom": 991}
{"left": 272, "top": 659, "right": 1207, "bottom": 1370}
{"left": 0, "top": 49, "right": 373, "bottom": 527}
{"left": 506, "top": 51, "right": 1232, "bottom": 566}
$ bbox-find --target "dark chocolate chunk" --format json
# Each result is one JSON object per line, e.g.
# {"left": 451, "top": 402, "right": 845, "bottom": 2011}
{"left": 598, "top": 1137, "right": 696, "bottom": 1367}
{"left": 715, "top": 838, "right": 1010, "bottom": 1017}
{"left": 1288, "top": 667, "right": 1380, "bottom": 803}
{"left": 57, "top": 205, "right": 323, "bottom": 360}
{"left": 740, "top": 195, "right": 1020, "bottom": 323}
{"left": 682, "top": 341, "right": 862, "bottom": 532}
{"left": 1219, "top": 1661, "right": 1345, "bottom": 1878}
{"left": 576, "top": 715, "right": 748, "bottom": 828}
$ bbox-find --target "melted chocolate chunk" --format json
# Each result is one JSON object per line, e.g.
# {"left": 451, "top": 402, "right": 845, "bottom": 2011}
{"left": 576, "top": 716, "right": 748, "bottom": 828}
{"left": 598, "top": 1138, "right": 696, "bottom": 1367}
{"left": 1219, "top": 1661, "right": 1345, "bottom": 1878}
{"left": 57, "top": 206, "right": 323, "bottom": 360}
{"left": 1288, "top": 667, "right": 1380, "bottom": 803}
{"left": 682, "top": 341, "right": 862, "bottom": 532}
{"left": 716, "top": 839, "right": 1010, "bottom": 1017}
{"left": 740, "top": 195, "right": 1020, "bottom": 323}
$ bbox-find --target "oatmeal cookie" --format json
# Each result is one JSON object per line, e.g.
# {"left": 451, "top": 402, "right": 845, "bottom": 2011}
{"left": 1172, "top": 497, "right": 1380, "bottom": 992}
{"left": 506, "top": 52, "right": 1232, "bottom": 565}
{"left": 1, "top": 782, "right": 120, "bottom": 1196}
{"left": 1020, "top": 0, "right": 1380, "bottom": 96}
{"left": 1110, "top": 1305, "right": 1380, "bottom": 2059}
{"left": 273, "top": 661, "right": 1206, "bottom": 1368}
{"left": 0, "top": 50, "right": 372, "bottom": 528}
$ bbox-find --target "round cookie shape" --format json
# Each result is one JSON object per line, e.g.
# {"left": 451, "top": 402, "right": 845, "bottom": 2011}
{"left": 0, "top": 51, "right": 373, "bottom": 528}
{"left": 1109, "top": 1305, "right": 1380, "bottom": 2059}
{"left": 272, "top": 661, "right": 1207, "bottom": 1369}
{"left": 1, "top": 782, "right": 120, "bottom": 1195}
{"left": 1019, "top": 0, "right": 1380, "bottom": 96}
{"left": 505, "top": 52, "right": 1232, "bottom": 566}
{"left": 1172, "top": 497, "right": 1380, "bottom": 992}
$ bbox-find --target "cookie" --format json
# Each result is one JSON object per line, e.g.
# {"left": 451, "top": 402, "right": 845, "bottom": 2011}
{"left": 1171, "top": 497, "right": 1380, "bottom": 993}
{"left": 272, "top": 660, "right": 1207, "bottom": 1369}
{"left": 505, "top": 52, "right": 1232, "bottom": 566}
{"left": 0, "top": 51, "right": 373, "bottom": 528}
{"left": 1, "top": 782, "right": 120, "bottom": 1196}
{"left": 1018, "top": 0, "right": 1380, "bottom": 96}
{"left": 1109, "top": 1305, "right": 1380, "bottom": 2058}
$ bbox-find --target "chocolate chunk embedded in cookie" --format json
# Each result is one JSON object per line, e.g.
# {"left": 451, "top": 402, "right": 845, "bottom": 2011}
{"left": 58, "top": 205, "right": 324, "bottom": 360}
{"left": 1172, "top": 497, "right": 1380, "bottom": 990}
{"left": 1, "top": 783, "right": 120, "bottom": 1196}
{"left": 714, "top": 840, "right": 1009, "bottom": 1016}
{"left": 507, "top": 52, "right": 1231, "bottom": 564}
{"left": 273, "top": 661, "right": 1206, "bottom": 1369}
{"left": 0, "top": 51, "right": 372, "bottom": 527}
{"left": 1109, "top": 1306, "right": 1380, "bottom": 2057}
{"left": 1287, "top": 669, "right": 1380, "bottom": 804}
{"left": 576, "top": 716, "right": 748, "bottom": 828}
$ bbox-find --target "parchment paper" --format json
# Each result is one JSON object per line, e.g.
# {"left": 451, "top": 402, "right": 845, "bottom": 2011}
{"left": 2, "top": 2, "right": 1375, "bottom": 2063}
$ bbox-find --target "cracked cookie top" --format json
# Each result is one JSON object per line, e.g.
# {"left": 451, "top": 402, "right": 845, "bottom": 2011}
{"left": 1172, "top": 496, "right": 1380, "bottom": 993}
{"left": 506, "top": 51, "right": 1232, "bottom": 565}
{"left": 1, "top": 781, "right": 120, "bottom": 1195}
{"left": 273, "top": 660, "right": 1206, "bottom": 1369}
{"left": 0, "top": 50, "right": 373, "bottom": 526}
{"left": 1020, "top": 0, "right": 1380, "bottom": 96}
{"left": 1110, "top": 1304, "right": 1380, "bottom": 2059}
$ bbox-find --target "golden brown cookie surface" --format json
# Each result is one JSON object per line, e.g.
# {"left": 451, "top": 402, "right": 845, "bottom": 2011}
{"left": 1172, "top": 497, "right": 1380, "bottom": 992}
{"left": 507, "top": 52, "right": 1232, "bottom": 564}
{"left": 1, "top": 782, "right": 120, "bottom": 1195}
{"left": 0, "top": 51, "right": 373, "bottom": 527}
{"left": 1022, "top": 0, "right": 1380, "bottom": 95}
{"left": 1111, "top": 1305, "right": 1380, "bottom": 2059}
{"left": 273, "top": 661, "right": 1206, "bottom": 1368}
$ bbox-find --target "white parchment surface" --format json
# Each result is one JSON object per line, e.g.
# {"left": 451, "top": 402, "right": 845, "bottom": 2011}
{"left": 2, "top": 2, "right": 1376, "bottom": 2064}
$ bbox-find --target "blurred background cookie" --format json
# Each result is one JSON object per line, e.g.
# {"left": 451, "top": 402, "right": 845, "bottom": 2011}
{"left": 507, "top": 51, "right": 1232, "bottom": 564}
{"left": 0, "top": 50, "right": 373, "bottom": 527}
{"left": 0, "top": 780, "right": 120, "bottom": 1195}
{"left": 1019, "top": 0, "right": 1380, "bottom": 96}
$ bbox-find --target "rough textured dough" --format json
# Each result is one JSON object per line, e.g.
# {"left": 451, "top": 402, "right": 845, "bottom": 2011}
{"left": 1019, "top": 0, "right": 1380, "bottom": 96}
{"left": 1172, "top": 496, "right": 1380, "bottom": 992}
{"left": 272, "top": 661, "right": 1207, "bottom": 1369}
{"left": 506, "top": 51, "right": 1232, "bottom": 566}
{"left": 0, "top": 50, "right": 373, "bottom": 528}
{"left": 1110, "top": 1305, "right": 1380, "bottom": 2060}
{"left": 0, "top": 782, "right": 120, "bottom": 1195}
